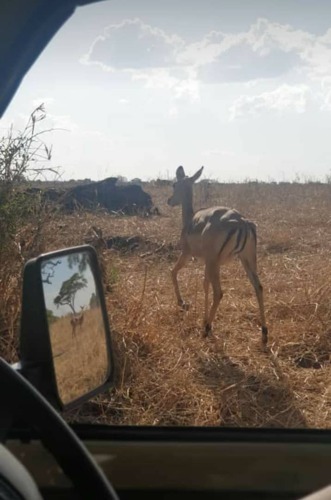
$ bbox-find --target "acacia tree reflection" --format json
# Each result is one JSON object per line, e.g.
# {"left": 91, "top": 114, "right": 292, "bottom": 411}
{"left": 54, "top": 272, "right": 87, "bottom": 315}
{"left": 67, "top": 252, "right": 89, "bottom": 273}
{"left": 41, "top": 259, "right": 61, "bottom": 285}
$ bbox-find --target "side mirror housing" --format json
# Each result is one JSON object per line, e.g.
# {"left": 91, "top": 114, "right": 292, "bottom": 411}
{"left": 18, "top": 245, "right": 115, "bottom": 411}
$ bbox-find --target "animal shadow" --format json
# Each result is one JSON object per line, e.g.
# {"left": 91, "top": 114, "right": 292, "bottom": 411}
{"left": 198, "top": 350, "right": 307, "bottom": 428}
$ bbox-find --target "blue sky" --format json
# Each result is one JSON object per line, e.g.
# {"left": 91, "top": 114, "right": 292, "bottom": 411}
{"left": 2, "top": 0, "right": 331, "bottom": 182}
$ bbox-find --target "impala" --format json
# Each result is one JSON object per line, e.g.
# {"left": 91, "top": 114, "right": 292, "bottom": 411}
{"left": 70, "top": 306, "right": 85, "bottom": 339}
{"left": 168, "top": 166, "right": 268, "bottom": 344}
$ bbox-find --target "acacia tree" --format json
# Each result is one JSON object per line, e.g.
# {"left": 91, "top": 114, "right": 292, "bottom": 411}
{"left": 41, "top": 259, "right": 61, "bottom": 284}
{"left": 67, "top": 252, "right": 89, "bottom": 273}
{"left": 54, "top": 273, "right": 87, "bottom": 314}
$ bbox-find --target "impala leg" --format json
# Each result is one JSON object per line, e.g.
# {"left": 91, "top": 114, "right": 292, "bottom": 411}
{"left": 240, "top": 257, "right": 268, "bottom": 345}
{"left": 203, "top": 270, "right": 210, "bottom": 331}
{"left": 204, "top": 261, "right": 223, "bottom": 337}
{"left": 171, "top": 252, "right": 190, "bottom": 310}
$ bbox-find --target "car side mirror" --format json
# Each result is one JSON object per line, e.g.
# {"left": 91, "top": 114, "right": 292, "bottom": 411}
{"left": 17, "top": 245, "right": 115, "bottom": 411}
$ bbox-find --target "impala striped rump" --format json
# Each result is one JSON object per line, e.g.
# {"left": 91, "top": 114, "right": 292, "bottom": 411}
{"left": 187, "top": 207, "right": 258, "bottom": 263}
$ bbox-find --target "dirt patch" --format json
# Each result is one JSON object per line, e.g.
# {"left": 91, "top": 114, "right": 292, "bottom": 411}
{"left": 265, "top": 242, "right": 292, "bottom": 254}
{"left": 105, "top": 234, "right": 177, "bottom": 259}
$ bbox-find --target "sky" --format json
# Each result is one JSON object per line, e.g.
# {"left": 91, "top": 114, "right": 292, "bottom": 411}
{"left": 2, "top": 0, "right": 331, "bottom": 182}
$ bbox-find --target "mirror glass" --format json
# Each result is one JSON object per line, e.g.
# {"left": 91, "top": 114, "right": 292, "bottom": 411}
{"left": 41, "top": 250, "right": 109, "bottom": 405}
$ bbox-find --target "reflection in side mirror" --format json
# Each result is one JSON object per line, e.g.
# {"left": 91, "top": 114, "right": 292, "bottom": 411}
{"left": 41, "top": 250, "right": 109, "bottom": 406}
{"left": 19, "top": 245, "right": 114, "bottom": 411}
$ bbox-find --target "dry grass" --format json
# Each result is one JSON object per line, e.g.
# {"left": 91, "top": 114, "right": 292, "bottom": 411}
{"left": 2, "top": 181, "right": 331, "bottom": 428}
{"left": 50, "top": 308, "right": 108, "bottom": 404}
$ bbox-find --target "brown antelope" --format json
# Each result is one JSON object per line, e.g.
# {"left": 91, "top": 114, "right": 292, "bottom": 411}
{"left": 168, "top": 166, "right": 268, "bottom": 344}
{"left": 70, "top": 306, "right": 85, "bottom": 339}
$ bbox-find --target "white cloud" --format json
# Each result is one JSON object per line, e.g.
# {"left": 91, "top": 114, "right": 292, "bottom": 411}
{"left": 132, "top": 67, "right": 200, "bottom": 102}
{"left": 81, "top": 34, "right": 116, "bottom": 73}
{"left": 320, "top": 77, "right": 331, "bottom": 110}
{"left": 229, "top": 84, "right": 310, "bottom": 120}
{"left": 81, "top": 18, "right": 183, "bottom": 71}
{"left": 81, "top": 16, "right": 331, "bottom": 108}
{"left": 181, "top": 17, "right": 331, "bottom": 103}
{"left": 175, "top": 31, "right": 242, "bottom": 67}
{"left": 132, "top": 68, "right": 178, "bottom": 89}
{"left": 168, "top": 106, "right": 178, "bottom": 117}
{"left": 81, "top": 18, "right": 199, "bottom": 102}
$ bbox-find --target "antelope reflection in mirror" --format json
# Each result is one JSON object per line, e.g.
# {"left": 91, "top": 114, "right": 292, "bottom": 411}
{"left": 41, "top": 251, "right": 108, "bottom": 405}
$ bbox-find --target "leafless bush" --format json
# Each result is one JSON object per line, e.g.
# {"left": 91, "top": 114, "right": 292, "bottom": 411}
{"left": 0, "top": 105, "right": 60, "bottom": 361}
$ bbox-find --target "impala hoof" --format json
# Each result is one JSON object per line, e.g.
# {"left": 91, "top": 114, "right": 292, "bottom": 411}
{"left": 262, "top": 326, "right": 268, "bottom": 345}
{"left": 179, "top": 301, "right": 190, "bottom": 311}
{"left": 203, "top": 323, "right": 212, "bottom": 337}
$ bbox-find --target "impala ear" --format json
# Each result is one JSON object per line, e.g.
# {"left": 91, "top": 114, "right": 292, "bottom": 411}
{"left": 190, "top": 166, "right": 204, "bottom": 183}
{"left": 176, "top": 166, "right": 186, "bottom": 180}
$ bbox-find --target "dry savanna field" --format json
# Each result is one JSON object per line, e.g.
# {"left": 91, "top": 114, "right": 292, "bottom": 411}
{"left": 2, "top": 180, "right": 331, "bottom": 428}
{"left": 49, "top": 307, "right": 109, "bottom": 405}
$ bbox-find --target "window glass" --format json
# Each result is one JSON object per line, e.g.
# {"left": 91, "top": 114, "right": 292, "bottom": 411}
{"left": 2, "top": 0, "right": 331, "bottom": 428}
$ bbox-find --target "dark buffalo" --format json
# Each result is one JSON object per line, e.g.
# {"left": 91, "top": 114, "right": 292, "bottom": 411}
{"left": 60, "top": 177, "right": 153, "bottom": 215}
